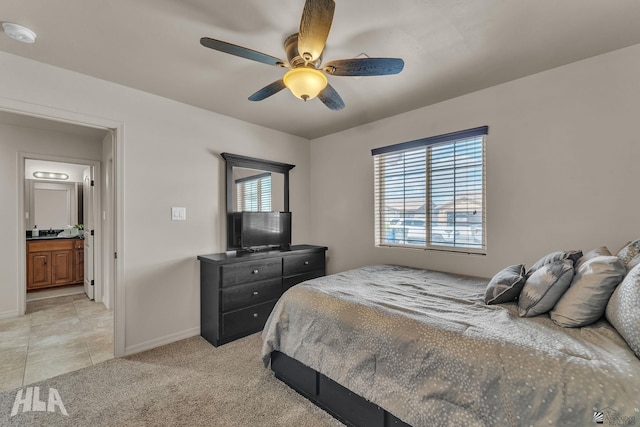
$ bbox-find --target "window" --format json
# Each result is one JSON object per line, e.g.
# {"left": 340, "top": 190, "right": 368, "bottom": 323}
{"left": 235, "top": 172, "right": 272, "bottom": 212}
{"left": 372, "top": 126, "right": 487, "bottom": 252}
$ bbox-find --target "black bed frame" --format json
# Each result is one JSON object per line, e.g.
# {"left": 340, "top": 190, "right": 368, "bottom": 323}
{"left": 270, "top": 351, "right": 412, "bottom": 427}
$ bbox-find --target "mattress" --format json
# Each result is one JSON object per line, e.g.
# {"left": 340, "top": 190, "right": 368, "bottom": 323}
{"left": 261, "top": 264, "right": 640, "bottom": 427}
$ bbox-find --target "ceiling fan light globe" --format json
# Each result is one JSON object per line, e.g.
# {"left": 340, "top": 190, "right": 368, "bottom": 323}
{"left": 283, "top": 68, "right": 328, "bottom": 101}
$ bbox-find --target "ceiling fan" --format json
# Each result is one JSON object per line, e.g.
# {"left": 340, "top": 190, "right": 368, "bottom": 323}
{"left": 200, "top": 0, "right": 404, "bottom": 110}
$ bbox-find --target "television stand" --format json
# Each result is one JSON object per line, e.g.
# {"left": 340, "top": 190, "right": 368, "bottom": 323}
{"left": 197, "top": 244, "right": 327, "bottom": 347}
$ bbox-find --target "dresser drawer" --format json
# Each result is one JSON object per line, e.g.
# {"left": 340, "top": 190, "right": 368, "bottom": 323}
{"left": 221, "top": 278, "right": 282, "bottom": 312}
{"left": 222, "top": 300, "right": 278, "bottom": 337}
{"left": 283, "top": 270, "right": 325, "bottom": 291}
{"left": 283, "top": 252, "right": 325, "bottom": 277}
{"left": 221, "top": 259, "right": 282, "bottom": 287}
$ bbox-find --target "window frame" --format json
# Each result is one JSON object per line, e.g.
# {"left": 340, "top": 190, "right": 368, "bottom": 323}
{"left": 372, "top": 126, "right": 488, "bottom": 254}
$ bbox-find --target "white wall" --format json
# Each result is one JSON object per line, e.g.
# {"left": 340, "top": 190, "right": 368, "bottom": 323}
{"left": 0, "top": 52, "right": 311, "bottom": 353}
{"left": 310, "top": 43, "right": 640, "bottom": 278}
{"left": 6, "top": 40, "right": 639, "bottom": 351}
{"left": 0, "top": 123, "right": 103, "bottom": 317}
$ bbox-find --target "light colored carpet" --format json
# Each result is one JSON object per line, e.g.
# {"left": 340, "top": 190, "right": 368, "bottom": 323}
{"left": 0, "top": 333, "right": 343, "bottom": 426}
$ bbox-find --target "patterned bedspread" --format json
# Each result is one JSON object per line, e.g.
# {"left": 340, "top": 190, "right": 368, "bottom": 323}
{"left": 261, "top": 265, "right": 640, "bottom": 427}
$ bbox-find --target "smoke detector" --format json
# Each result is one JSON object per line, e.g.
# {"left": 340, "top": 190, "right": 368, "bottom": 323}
{"left": 2, "top": 22, "right": 37, "bottom": 44}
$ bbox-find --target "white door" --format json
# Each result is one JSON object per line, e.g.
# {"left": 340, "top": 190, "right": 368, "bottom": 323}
{"left": 83, "top": 167, "right": 95, "bottom": 300}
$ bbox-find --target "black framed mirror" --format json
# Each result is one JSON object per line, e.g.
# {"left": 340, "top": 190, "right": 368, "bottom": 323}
{"left": 221, "top": 153, "right": 295, "bottom": 250}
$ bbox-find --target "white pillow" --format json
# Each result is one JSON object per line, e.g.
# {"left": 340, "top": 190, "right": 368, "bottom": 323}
{"left": 574, "top": 246, "right": 611, "bottom": 271}
{"left": 550, "top": 255, "right": 625, "bottom": 327}
{"left": 606, "top": 263, "right": 640, "bottom": 358}
{"left": 616, "top": 239, "right": 640, "bottom": 271}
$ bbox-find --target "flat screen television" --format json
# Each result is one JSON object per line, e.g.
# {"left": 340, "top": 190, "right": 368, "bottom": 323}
{"left": 231, "top": 211, "right": 292, "bottom": 250}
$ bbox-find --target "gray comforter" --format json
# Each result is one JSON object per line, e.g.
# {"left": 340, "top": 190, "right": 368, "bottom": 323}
{"left": 261, "top": 265, "right": 640, "bottom": 427}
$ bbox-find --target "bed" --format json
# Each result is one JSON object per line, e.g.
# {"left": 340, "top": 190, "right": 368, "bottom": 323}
{"left": 261, "top": 264, "right": 640, "bottom": 427}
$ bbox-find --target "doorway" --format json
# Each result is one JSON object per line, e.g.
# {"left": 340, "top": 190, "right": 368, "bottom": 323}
{"left": 0, "top": 102, "right": 124, "bottom": 389}
{"left": 3, "top": 142, "right": 114, "bottom": 392}
{"left": 0, "top": 102, "right": 125, "bottom": 392}
{"left": 24, "top": 159, "right": 99, "bottom": 302}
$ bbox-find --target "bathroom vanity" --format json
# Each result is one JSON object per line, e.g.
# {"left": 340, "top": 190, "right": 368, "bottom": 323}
{"left": 26, "top": 237, "right": 84, "bottom": 291}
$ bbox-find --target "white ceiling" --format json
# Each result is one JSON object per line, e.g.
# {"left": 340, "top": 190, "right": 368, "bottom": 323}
{"left": 2, "top": 0, "right": 640, "bottom": 139}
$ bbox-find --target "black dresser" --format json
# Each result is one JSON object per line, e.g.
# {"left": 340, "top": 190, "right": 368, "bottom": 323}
{"left": 198, "top": 245, "right": 327, "bottom": 347}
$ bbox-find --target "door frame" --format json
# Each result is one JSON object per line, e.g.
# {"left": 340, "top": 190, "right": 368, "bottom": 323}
{"left": 1, "top": 99, "right": 125, "bottom": 358}
{"left": 22, "top": 156, "right": 100, "bottom": 299}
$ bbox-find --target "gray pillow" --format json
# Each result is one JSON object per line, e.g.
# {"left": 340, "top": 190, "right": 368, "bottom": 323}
{"left": 616, "top": 239, "right": 640, "bottom": 271}
{"left": 574, "top": 246, "right": 611, "bottom": 271}
{"left": 519, "top": 260, "right": 574, "bottom": 317}
{"left": 606, "top": 263, "right": 640, "bottom": 358}
{"left": 528, "top": 250, "right": 583, "bottom": 275}
{"left": 550, "top": 255, "right": 626, "bottom": 327}
{"left": 484, "top": 264, "right": 527, "bottom": 305}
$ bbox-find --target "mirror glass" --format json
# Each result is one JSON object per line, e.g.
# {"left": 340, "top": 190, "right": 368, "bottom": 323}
{"left": 27, "top": 180, "right": 79, "bottom": 229}
{"left": 232, "top": 167, "right": 285, "bottom": 212}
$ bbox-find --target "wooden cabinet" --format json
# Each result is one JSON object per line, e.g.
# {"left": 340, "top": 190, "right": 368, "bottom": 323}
{"left": 198, "top": 245, "right": 327, "bottom": 347}
{"left": 51, "top": 249, "right": 74, "bottom": 285}
{"left": 27, "top": 251, "right": 51, "bottom": 288}
{"left": 26, "top": 238, "right": 84, "bottom": 291}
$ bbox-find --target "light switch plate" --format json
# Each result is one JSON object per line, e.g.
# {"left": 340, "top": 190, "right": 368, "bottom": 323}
{"left": 171, "top": 207, "right": 186, "bottom": 221}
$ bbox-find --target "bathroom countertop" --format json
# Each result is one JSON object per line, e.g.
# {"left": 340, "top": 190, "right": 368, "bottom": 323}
{"left": 26, "top": 235, "right": 84, "bottom": 241}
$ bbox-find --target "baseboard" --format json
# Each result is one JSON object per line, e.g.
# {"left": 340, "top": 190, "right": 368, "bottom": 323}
{"left": 0, "top": 309, "right": 19, "bottom": 320}
{"left": 26, "top": 285, "right": 84, "bottom": 301}
{"left": 124, "top": 326, "right": 201, "bottom": 356}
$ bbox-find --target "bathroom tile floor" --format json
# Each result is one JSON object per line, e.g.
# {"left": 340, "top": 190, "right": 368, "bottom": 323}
{"left": 0, "top": 294, "right": 113, "bottom": 393}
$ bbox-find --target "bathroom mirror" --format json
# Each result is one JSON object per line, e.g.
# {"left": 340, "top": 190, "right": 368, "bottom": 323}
{"left": 26, "top": 180, "right": 79, "bottom": 229}
{"left": 221, "top": 153, "right": 295, "bottom": 250}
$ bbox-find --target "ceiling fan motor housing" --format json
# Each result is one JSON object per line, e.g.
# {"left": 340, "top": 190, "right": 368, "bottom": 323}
{"left": 285, "top": 33, "right": 320, "bottom": 68}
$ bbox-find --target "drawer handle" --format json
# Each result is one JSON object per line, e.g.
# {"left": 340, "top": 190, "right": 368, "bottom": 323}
{"left": 252, "top": 313, "right": 258, "bottom": 318}
{"left": 304, "top": 261, "right": 309, "bottom": 265}
{"left": 252, "top": 269, "right": 259, "bottom": 274}
{"left": 252, "top": 291, "right": 259, "bottom": 296}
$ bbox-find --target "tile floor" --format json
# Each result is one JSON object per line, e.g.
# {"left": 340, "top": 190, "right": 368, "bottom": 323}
{"left": 0, "top": 294, "right": 113, "bottom": 393}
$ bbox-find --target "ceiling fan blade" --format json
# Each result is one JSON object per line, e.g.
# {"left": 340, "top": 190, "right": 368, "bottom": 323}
{"left": 200, "top": 37, "right": 286, "bottom": 67}
{"left": 324, "top": 58, "right": 404, "bottom": 76}
{"left": 248, "top": 79, "right": 287, "bottom": 101}
{"left": 298, "top": 0, "right": 335, "bottom": 62}
{"left": 318, "top": 84, "right": 344, "bottom": 110}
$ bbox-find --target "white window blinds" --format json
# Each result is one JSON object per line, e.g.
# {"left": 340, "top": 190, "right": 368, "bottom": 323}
{"left": 235, "top": 172, "right": 272, "bottom": 212}
{"left": 372, "top": 126, "right": 487, "bottom": 252}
